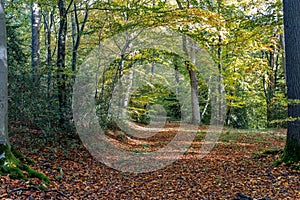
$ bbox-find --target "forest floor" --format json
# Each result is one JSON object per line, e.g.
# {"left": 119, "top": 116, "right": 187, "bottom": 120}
{"left": 0, "top": 122, "right": 299, "bottom": 200}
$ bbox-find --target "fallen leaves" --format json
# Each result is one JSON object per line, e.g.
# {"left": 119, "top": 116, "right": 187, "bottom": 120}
{"left": 1, "top": 123, "right": 299, "bottom": 199}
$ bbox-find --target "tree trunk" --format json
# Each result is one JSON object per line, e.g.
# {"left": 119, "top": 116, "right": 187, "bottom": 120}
{"left": 280, "top": 34, "right": 287, "bottom": 81}
{"left": 283, "top": 0, "right": 300, "bottom": 162}
{"left": 182, "top": 36, "right": 200, "bottom": 124}
{"left": 122, "top": 70, "right": 134, "bottom": 118}
{"left": 71, "top": 3, "right": 88, "bottom": 73}
{"left": 176, "top": 0, "right": 200, "bottom": 124}
{"left": 57, "top": 0, "right": 69, "bottom": 127}
{"left": 31, "top": 2, "right": 41, "bottom": 85}
{"left": 263, "top": 36, "right": 281, "bottom": 127}
{"left": 189, "top": 69, "right": 201, "bottom": 124}
{"left": 0, "top": 0, "right": 8, "bottom": 146}
{"left": 43, "top": 9, "right": 54, "bottom": 101}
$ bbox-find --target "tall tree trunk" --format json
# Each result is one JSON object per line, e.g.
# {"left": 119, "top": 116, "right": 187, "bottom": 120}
{"left": 118, "top": 57, "right": 125, "bottom": 119}
{"left": 182, "top": 36, "right": 200, "bottom": 124}
{"left": 175, "top": 0, "right": 200, "bottom": 124}
{"left": 122, "top": 70, "right": 134, "bottom": 118}
{"left": 0, "top": 0, "right": 9, "bottom": 146}
{"left": 173, "top": 56, "right": 180, "bottom": 97}
{"left": 215, "top": 34, "right": 224, "bottom": 126}
{"left": 43, "top": 9, "right": 54, "bottom": 101}
{"left": 31, "top": 2, "right": 41, "bottom": 85}
{"left": 201, "top": 76, "right": 211, "bottom": 119}
{"left": 71, "top": 3, "right": 88, "bottom": 73}
{"left": 283, "top": 0, "right": 300, "bottom": 162}
{"left": 280, "top": 34, "right": 287, "bottom": 81}
{"left": 57, "top": 0, "right": 69, "bottom": 127}
{"left": 263, "top": 37, "right": 281, "bottom": 127}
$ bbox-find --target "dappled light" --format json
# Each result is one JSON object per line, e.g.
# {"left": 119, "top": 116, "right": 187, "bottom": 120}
{"left": 0, "top": 0, "right": 299, "bottom": 199}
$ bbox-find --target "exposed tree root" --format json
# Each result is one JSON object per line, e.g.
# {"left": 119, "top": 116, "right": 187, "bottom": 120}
{"left": 0, "top": 186, "right": 70, "bottom": 199}
{"left": 0, "top": 144, "right": 50, "bottom": 184}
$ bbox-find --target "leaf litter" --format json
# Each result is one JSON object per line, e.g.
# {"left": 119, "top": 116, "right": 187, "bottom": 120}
{"left": 1, "top": 123, "right": 299, "bottom": 199}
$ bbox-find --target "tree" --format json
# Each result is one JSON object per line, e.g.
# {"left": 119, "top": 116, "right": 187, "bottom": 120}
{"left": 71, "top": 1, "right": 89, "bottom": 73}
{"left": 57, "top": 0, "right": 71, "bottom": 127}
{"left": 0, "top": 0, "right": 8, "bottom": 147}
{"left": 0, "top": 2, "right": 49, "bottom": 182}
{"left": 175, "top": 0, "right": 201, "bottom": 124}
{"left": 31, "top": 2, "right": 41, "bottom": 85}
{"left": 42, "top": 6, "right": 54, "bottom": 101}
{"left": 183, "top": 37, "right": 201, "bottom": 124}
{"left": 282, "top": 0, "right": 300, "bottom": 163}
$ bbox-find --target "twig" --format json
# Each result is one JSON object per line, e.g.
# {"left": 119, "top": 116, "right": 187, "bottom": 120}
{"left": 44, "top": 189, "right": 70, "bottom": 199}
{"left": 233, "top": 193, "right": 271, "bottom": 200}
{"left": 6, "top": 186, "right": 70, "bottom": 199}
{"left": 235, "top": 192, "right": 253, "bottom": 200}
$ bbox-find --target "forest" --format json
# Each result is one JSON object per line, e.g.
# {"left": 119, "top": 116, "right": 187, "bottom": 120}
{"left": 0, "top": 0, "right": 299, "bottom": 199}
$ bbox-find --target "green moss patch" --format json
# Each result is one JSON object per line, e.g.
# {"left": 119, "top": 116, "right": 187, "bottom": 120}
{"left": 0, "top": 144, "right": 50, "bottom": 185}
{"left": 11, "top": 146, "right": 35, "bottom": 165}
{"left": 282, "top": 140, "right": 300, "bottom": 163}
{"left": 262, "top": 148, "right": 284, "bottom": 155}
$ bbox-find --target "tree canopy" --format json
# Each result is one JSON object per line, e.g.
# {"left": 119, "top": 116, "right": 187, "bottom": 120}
{"left": 0, "top": 0, "right": 299, "bottom": 198}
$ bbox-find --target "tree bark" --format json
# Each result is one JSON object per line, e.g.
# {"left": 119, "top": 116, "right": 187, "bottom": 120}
{"left": 175, "top": 0, "right": 201, "bottom": 124}
{"left": 71, "top": 2, "right": 88, "bottom": 73}
{"left": 0, "top": 4, "right": 49, "bottom": 183}
{"left": 0, "top": 0, "right": 8, "bottom": 146}
{"left": 182, "top": 36, "right": 201, "bottom": 124}
{"left": 263, "top": 36, "right": 281, "bottom": 127}
{"left": 283, "top": 0, "right": 300, "bottom": 162}
{"left": 43, "top": 9, "right": 54, "bottom": 101}
{"left": 31, "top": 2, "right": 41, "bottom": 85}
{"left": 57, "top": 0, "right": 72, "bottom": 127}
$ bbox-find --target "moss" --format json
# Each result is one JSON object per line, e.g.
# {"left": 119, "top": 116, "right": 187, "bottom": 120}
{"left": 252, "top": 148, "right": 284, "bottom": 160}
{"left": 262, "top": 148, "right": 283, "bottom": 155}
{"left": 279, "top": 140, "right": 300, "bottom": 170}
{"left": 24, "top": 164, "right": 50, "bottom": 185}
{"left": 0, "top": 145, "right": 21, "bottom": 167}
{"left": 38, "top": 185, "right": 47, "bottom": 191}
{"left": 0, "top": 144, "right": 24, "bottom": 179}
{"left": 273, "top": 159, "right": 283, "bottom": 167}
{"left": 11, "top": 146, "right": 35, "bottom": 165}
{"left": 0, "top": 144, "right": 50, "bottom": 185}
{"left": 5, "top": 167, "right": 24, "bottom": 179}
{"left": 282, "top": 140, "right": 300, "bottom": 164}
{"left": 1, "top": 164, "right": 24, "bottom": 179}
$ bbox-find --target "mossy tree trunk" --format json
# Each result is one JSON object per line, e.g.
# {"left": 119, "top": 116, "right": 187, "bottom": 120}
{"left": 0, "top": 144, "right": 27, "bottom": 179}
{"left": 0, "top": 144, "right": 50, "bottom": 184}
{"left": 0, "top": 0, "right": 9, "bottom": 147}
{"left": 0, "top": 0, "right": 14, "bottom": 176}
{"left": 283, "top": 0, "right": 300, "bottom": 163}
{"left": 0, "top": 1, "right": 50, "bottom": 184}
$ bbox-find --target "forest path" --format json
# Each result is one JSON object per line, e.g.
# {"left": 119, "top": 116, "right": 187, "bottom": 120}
{"left": 2, "top": 123, "right": 298, "bottom": 200}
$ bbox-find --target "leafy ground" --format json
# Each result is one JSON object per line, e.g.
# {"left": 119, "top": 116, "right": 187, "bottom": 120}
{"left": 1, "top": 122, "right": 299, "bottom": 199}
